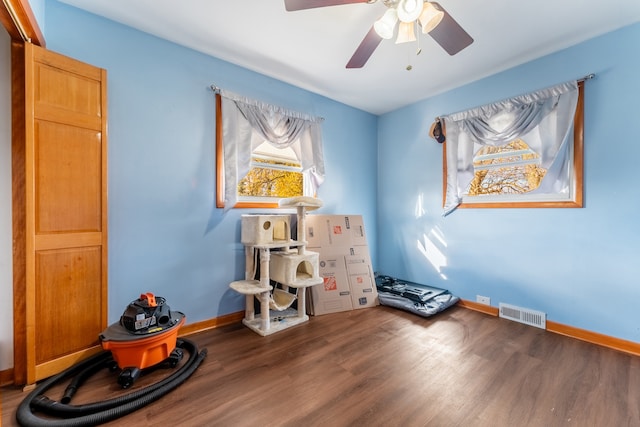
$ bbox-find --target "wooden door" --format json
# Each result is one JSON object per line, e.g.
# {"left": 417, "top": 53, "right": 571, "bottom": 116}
{"left": 12, "top": 42, "right": 108, "bottom": 385}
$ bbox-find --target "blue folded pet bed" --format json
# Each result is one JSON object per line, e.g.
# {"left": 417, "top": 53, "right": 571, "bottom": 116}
{"left": 375, "top": 274, "right": 459, "bottom": 318}
{"left": 377, "top": 291, "right": 459, "bottom": 317}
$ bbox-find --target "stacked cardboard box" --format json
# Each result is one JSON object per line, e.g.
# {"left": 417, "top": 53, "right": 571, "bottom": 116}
{"left": 305, "top": 215, "right": 379, "bottom": 315}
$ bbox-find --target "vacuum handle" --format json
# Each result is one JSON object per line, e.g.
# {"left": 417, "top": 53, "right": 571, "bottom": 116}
{"left": 140, "top": 292, "right": 157, "bottom": 307}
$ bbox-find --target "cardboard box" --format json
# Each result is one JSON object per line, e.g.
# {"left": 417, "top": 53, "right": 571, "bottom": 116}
{"left": 306, "top": 215, "right": 368, "bottom": 249}
{"left": 309, "top": 255, "right": 353, "bottom": 315}
{"left": 308, "top": 247, "right": 378, "bottom": 314}
{"left": 305, "top": 214, "right": 377, "bottom": 315}
{"left": 345, "top": 253, "right": 378, "bottom": 309}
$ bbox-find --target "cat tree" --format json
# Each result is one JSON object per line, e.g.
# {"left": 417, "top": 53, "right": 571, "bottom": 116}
{"left": 229, "top": 197, "right": 323, "bottom": 336}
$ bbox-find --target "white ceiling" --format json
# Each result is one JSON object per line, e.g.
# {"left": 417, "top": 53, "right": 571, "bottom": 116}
{"left": 57, "top": 0, "right": 640, "bottom": 115}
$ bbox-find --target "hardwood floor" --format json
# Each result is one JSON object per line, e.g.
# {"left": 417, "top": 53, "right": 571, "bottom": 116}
{"left": 2, "top": 305, "right": 639, "bottom": 426}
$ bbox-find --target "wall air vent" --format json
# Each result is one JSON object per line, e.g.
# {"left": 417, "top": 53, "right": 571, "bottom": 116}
{"left": 499, "top": 303, "right": 546, "bottom": 329}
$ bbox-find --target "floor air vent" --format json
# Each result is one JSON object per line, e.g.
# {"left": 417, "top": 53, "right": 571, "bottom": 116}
{"left": 499, "top": 303, "right": 546, "bottom": 329}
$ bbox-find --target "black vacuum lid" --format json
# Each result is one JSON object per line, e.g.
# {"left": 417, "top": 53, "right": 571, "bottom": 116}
{"left": 100, "top": 311, "right": 185, "bottom": 342}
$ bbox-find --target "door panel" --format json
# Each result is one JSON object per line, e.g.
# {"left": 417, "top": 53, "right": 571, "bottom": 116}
{"left": 12, "top": 42, "right": 108, "bottom": 385}
{"left": 33, "top": 47, "right": 103, "bottom": 126}
{"left": 35, "top": 121, "right": 102, "bottom": 233}
{"left": 35, "top": 247, "right": 103, "bottom": 363}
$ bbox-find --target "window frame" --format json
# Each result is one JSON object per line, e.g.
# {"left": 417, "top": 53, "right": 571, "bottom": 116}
{"left": 442, "top": 80, "right": 585, "bottom": 209}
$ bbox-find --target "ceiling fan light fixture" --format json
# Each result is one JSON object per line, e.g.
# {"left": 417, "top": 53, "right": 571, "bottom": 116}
{"left": 419, "top": 2, "right": 444, "bottom": 33}
{"left": 396, "top": 0, "right": 424, "bottom": 23}
{"left": 395, "top": 21, "right": 416, "bottom": 44}
{"left": 374, "top": 8, "right": 398, "bottom": 39}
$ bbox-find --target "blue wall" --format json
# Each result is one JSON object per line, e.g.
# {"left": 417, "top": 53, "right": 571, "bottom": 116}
{"left": 44, "top": 1, "right": 378, "bottom": 324}
{"left": 31, "top": 0, "right": 45, "bottom": 33}
{"left": 40, "top": 2, "right": 640, "bottom": 344}
{"left": 377, "top": 23, "right": 640, "bottom": 342}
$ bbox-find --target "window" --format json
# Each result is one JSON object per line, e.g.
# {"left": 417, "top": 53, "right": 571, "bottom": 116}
{"left": 441, "top": 79, "right": 585, "bottom": 215}
{"left": 215, "top": 91, "right": 324, "bottom": 209}
{"left": 467, "top": 139, "right": 546, "bottom": 196}
{"left": 238, "top": 142, "right": 304, "bottom": 202}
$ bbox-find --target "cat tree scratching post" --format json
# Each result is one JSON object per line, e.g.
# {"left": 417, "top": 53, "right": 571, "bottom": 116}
{"left": 229, "top": 197, "right": 323, "bottom": 336}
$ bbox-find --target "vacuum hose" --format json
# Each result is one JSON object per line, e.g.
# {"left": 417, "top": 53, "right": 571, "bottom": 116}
{"left": 16, "top": 338, "right": 207, "bottom": 427}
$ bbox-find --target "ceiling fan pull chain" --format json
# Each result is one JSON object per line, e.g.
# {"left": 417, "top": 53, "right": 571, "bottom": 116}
{"left": 406, "top": 18, "right": 421, "bottom": 70}
{"left": 416, "top": 20, "right": 422, "bottom": 56}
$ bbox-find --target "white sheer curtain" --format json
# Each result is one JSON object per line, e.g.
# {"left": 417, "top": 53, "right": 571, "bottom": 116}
{"left": 441, "top": 80, "right": 579, "bottom": 215}
{"left": 219, "top": 89, "right": 325, "bottom": 210}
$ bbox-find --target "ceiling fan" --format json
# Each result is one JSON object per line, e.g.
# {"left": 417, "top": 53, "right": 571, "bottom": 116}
{"left": 284, "top": 0, "right": 473, "bottom": 68}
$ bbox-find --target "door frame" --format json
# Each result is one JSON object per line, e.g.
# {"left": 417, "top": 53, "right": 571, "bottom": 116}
{"left": 0, "top": 0, "right": 43, "bottom": 386}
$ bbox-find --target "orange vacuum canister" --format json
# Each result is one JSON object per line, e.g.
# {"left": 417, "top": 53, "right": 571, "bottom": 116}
{"left": 99, "top": 293, "right": 186, "bottom": 388}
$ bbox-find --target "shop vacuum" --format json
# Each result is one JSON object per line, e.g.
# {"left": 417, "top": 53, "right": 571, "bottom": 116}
{"left": 102, "top": 292, "right": 186, "bottom": 388}
{"left": 16, "top": 293, "right": 207, "bottom": 427}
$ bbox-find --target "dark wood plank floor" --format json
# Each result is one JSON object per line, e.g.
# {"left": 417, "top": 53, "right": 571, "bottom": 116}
{"left": 2, "top": 305, "right": 639, "bottom": 426}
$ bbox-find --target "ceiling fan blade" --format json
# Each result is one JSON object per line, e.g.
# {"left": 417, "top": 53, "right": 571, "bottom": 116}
{"left": 346, "top": 26, "right": 383, "bottom": 68}
{"left": 428, "top": 2, "right": 473, "bottom": 55}
{"left": 284, "top": 0, "right": 371, "bottom": 12}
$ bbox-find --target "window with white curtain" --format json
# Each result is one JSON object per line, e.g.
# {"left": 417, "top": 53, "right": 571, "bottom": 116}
{"left": 441, "top": 79, "right": 585, "bottom": 216}
{"left": 215, "top": 90, "right": 325, "bottom": 209}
